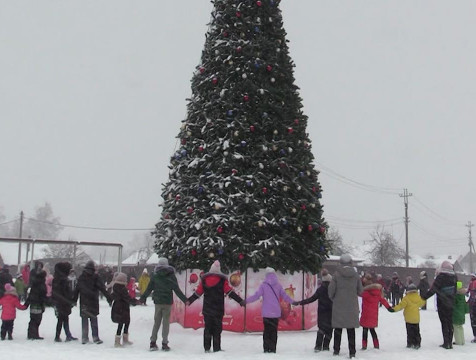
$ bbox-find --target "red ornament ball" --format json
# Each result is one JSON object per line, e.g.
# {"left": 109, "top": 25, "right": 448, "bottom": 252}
{"left": 294, "top": 119, "right": 299, "bottom": 125}
{"left": 266, "top": 65, "right": 273, "bottom": 72}
{"left": 308, "top": 225, "right": 313, "bottom": 232}
{"left": 256, "top": 0, "right": 262, "bottom": 6}
{"left": 198, "top": 145, "right": 204, "bottom": 152}
{"left": 212, "top": 77, "right": 218, "bottom": 84}
{"left": 223, "top": 31, "right": 229, "bottom": 37}
{"left": 301, "top": 204, "right": 306, "bottom": 210}
{"left": 189, "top": 273, "right": 198, "bottom": 284}
{"left": 236, "top": 11, "right": 241, "bottom": 17}
{"left": 232, "top": 169, "right": 238, "bottom": 175}
{"left": 243, "top": 95, "right": 249, "bottom": 101}
{"left": 191, "top": 249, "right": 197, "bottom": 256}
{"left": 250, "top": 125, "right": 255, "bottom": 132}
{"left": 238, "top": 253, "right": 245, "bottom": 260}
{"left": 199, "top": 67, "right": 205, "bottom": 74}
{"left": 175, "top": 194, "right": 181, "bottom": 201}
{"left": 262, "top": 187, "right": 268, "bottom": 194}
{"left": 187, "top": 207, "right": 194, "bottom": 214}
{"left": 287, "top": 127, "right": 294, "bottom": 134}
{"left": 320, "top": 226, "right": 326, "bottom": 234}
{"left": 217, "top": 225, "right": 224, "bottom": 234}
{"left": 236, "top": 46, "right": 242, "bottom": 52}
{"left": 181, "top": 138, "right": 186, "bottom": 145}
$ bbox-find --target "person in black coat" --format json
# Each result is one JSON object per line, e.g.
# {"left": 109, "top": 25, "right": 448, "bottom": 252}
{"left": 110, "top": 272, "right": 139, "bottom": 347}
{"left": 417, "top": 271, "right": 430, "bottom": 310}
{"left": 294, "top": 269, "right": 333, "bottom": 352}
{"left": 73, "top": 260, "right": 111, "bottom": 344}
{"left": 0, "top": 265, "right": 14, "bottom": 298}
{"left": 27, "top": 269, "right": 47, "bottom": 340}
{"left": 52, "top": 262, "right": 77, "bottom": 342}
{"left": 421, "top": 261, "right": 457, "bottom": 349}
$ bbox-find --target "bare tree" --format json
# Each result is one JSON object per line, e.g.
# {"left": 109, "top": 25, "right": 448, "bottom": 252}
{"left": 8, "top": 203, "right": 63, "bottom": 239}
{"left": 419, "top": 253, "right": 437, "bottom": 268}
{"left": 124, "top": 232, "right": 155, "bottom": 259}
{"left": 326, "top": 227, "right": 354, "bottom": 256}
{"left": 366, "top": 226, "right": 405, "bottom": 266}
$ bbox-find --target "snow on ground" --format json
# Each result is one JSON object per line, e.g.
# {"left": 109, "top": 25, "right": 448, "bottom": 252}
{"left": 1, "top": 298, "right": 474, "bottom": 360}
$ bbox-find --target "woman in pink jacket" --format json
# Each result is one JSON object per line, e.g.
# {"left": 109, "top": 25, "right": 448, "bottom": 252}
{"left": 245, "top": 267, "right": 294, "bottom": 353}
{"left": 0, "top": 284, "right": 28, "bottom": 340}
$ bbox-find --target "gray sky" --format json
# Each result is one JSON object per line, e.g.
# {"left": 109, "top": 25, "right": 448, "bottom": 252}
{"left": 1, "top": 1, "right": 476, "bottom": 264}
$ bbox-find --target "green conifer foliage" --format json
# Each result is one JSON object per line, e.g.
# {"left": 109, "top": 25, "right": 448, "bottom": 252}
{"left": 154, "top": 0, "right": 328, "bottom": 273}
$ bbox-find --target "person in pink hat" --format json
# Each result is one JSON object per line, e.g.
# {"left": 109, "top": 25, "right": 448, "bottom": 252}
{"left": 0, "top": 284, "right": 28, "bottom": 340}
{"left": 187, "top": 260, "right": 243, "bottom": 353}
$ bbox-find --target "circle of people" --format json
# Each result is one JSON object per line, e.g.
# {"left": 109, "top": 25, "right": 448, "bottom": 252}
{"left": 0, "top": 254, "right": 475, "bottom": 357}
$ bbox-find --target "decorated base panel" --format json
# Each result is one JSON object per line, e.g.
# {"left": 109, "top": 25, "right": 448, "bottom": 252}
{"left": 171, "top": 269, "right": 319, "bottom": 332}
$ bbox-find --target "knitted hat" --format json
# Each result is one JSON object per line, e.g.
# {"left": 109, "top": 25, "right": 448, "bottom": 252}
{"left": 339, "top": 254, "right": 352, "bottom": 265}
{"left": 419, "top": 271, "right": 427, "bottom": 279}
{"left": 265, "top": 267, "right": 276, "bottom": 274}
{"left": 439, "top": 260, "right": 454, "bottom": 273}
{"left": 157, "top": 257, "right": 169, "bottom": 266}
{"left": 322, "top": 273, "right": 332, "bottom": 282}
{"left": 407, "top": 283, "right": 417, "bottom": 291}
{"left": 392, "top": 272, "right": 398, "bottom": 278}
{"left": 471, "top": 273, "right": 476, "bottom": 279}
{"left": 208, "top": 260, "right": 221, "bottom": 274}
{"left": 4, "top": 283, "right": 17, "bottom": 295}
{"left": 114, "top": 272, "right": 128, "bottom": 285}
{"left": 85, "top": 260, "right": 96, "bottom": 271}
{"left": 142, "top": 268, "right": 148, "bottom": 274}
{"left": 457, "top": 281, "right": 463, "bottom": 290}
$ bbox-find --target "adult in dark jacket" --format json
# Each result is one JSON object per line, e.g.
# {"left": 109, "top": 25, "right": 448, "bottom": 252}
{"left": 52, "top": 262, "right": 77, "bottom": 342}
{"left": 389, "top": 272, "right": 403, "bottom": 306}
{"left": 417, "top": 271, "right": 430, "bottom": 310}
{"left": 73, "top": 260, "right": 111, "bottom": 344}
{"left": 0, "top": 265, "right": 14, "bottom": 298}
{"left": 421, "top": 260, "right": 457, "bottom": 349}
{"left": 189, "top": 260, "right": 243, "bottom": 353}
{"left": 328, "top": 254, "right": 363, "bottom": 358}
{"left": 27, "top": 269, "right": 47, "bottom": 339}
{"left": 139, "top": 257, "right": 187, "bottom": 351}
{"left": 111, "top": 272, "right": 139, "bottom": 347}
{"left": 294, "top": 269, "right": 333, "bottom": 352}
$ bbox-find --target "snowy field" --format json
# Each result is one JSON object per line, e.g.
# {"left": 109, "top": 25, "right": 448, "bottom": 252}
{"left": 1, "top": 298, "right": 474, "bottom": 360}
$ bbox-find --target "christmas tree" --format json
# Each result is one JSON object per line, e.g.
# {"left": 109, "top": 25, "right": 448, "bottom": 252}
{"left": 154, "top": 0, "right": 328, "bottom": 274}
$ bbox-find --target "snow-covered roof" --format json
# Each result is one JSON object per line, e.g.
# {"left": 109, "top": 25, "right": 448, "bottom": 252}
{"left": 122, "top": 249, "right": 151, "bottom": 265}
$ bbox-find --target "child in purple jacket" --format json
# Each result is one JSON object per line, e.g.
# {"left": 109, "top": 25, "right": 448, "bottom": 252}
{"left": 245, "top": 267, "right": 294, "bottom": 353}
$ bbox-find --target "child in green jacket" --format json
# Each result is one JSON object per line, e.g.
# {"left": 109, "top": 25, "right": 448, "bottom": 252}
{"left": 453, "top": 281, "right": 469, "bottom": 345}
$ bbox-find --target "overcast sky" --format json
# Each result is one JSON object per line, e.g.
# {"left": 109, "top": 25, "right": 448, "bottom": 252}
{"left": 1, "top": 0, "right": 476, "bottom": 264}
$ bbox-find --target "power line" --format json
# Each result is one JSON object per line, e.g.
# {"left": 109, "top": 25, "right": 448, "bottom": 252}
{"left": 0, "top": 218, "right": 19, "bottom": 226}
{"left": 412, "top": 195, "right": 462, "bottom": 227}
{"left": 316, "top": 161, "right": 401, "bottom": 195}
{"left": 24, "top": 217, "right": 154, "bottom": 232}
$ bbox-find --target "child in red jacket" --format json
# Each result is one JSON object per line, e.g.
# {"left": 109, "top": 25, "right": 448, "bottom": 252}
{"left": 0, "top": 284, "right": 28, "bottom": 340}
{"left": 126, "top": 277, "right": 137, "bottom": 299}
{"left": 359, "top": 274, "right": 391, "bottom": 350}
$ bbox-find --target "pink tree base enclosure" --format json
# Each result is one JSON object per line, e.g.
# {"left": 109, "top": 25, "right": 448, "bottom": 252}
{"left": 170, "top": 269, "right": 319, "bottom": 332}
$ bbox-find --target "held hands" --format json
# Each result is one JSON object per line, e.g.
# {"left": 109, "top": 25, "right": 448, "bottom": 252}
{"left": 387, "top": 307, "right": 395, "bottom": 313}
{"left": 292, "top": 301, "right": 301, "bottom": 306}
{"left": 239, "top": 300, "right": 246, "bottom": 307}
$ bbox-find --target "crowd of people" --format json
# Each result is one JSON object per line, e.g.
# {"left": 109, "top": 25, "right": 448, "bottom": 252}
{"left": 0, "top": 256, "right": 476, "bottom": 358}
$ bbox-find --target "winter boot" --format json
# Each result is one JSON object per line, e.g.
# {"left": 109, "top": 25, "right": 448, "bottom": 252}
{"left": 162, "top": 343, "right": 171, "bottom": 351}
{"left": 150, "top": 341, "right": 159, "bottom": 351}
{"left": 54, "top": 336, "right": 62, "bottom": 342}
{"left": 373, "top": 338, "right": 380, "bottom": 349}
{"left": 361, "top": 339, "right": 367, "bottom": 350}
{"left": 114, "top": 335, "right": 122, "bottom": 348}
{"left": 7, "top": 332, "right": 13, "bottom": 340}
{"left": 122, "top": 333, "right": 133, "bottom": 346}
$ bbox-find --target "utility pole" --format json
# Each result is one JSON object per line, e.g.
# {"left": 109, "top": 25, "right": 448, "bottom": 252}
{"left": 400, "top": 189, "right": 412, "bottom": 267}
{"left": 16, "top": 211, "right": 24, "bottom": 272}
{"left": 467, "top": 221, "right": 475, "bottom": 274}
